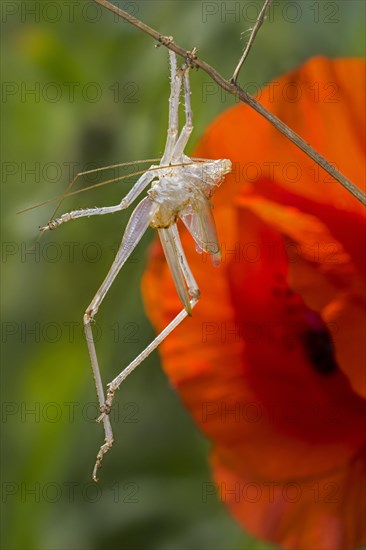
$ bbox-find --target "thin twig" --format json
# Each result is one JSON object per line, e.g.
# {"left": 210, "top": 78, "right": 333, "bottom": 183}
{"left": 94, "top": 0, "right": 366, "bottom": 206}
{"left": 231, "top": 0, "right": 272, "bottom": 84}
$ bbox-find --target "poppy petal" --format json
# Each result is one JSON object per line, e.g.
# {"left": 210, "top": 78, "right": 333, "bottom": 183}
{"left": 142, "top": 57, "right": 366, "bottom": 550}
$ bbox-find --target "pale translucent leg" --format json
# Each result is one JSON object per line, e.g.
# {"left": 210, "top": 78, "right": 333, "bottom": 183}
{"left": 158, "top": 223, "right": 200, "bottom": 314}
{"left": 172, "top": 68, "right": 193, "bottom": 161}
{"left": 161, "top": 51, "right": 182, "bottom": 165}
{"left": 97, "top": 223, "right": 200, "bottom": 464}
{"left": 81, "top": 197, "right": 158, "bottom": 481}
{"left": 18, "top": 159, "right": 163, "bottom": 216}
{"left": 158, "top": 227, "right": 191, "bottom": 313}
{"left": 40, "top": 170, "right": 157, "bottom": 231}
{"left": 170, "top": 223, "right": 199, "bottom": 294}
{"left": 48, "top": 162, "right": 143, "bottom": 222}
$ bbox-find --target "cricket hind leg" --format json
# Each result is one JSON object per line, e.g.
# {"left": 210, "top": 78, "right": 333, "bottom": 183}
{"left": 83, "top": 196, "right": 158, "bottom": 481}
{"left": 158, "top": 226, "right": 191, "bottom": 313}
{"left": 98, "top": 222, "right": 200, "bottom": 433}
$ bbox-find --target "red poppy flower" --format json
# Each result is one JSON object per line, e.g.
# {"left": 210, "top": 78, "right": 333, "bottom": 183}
{"left": 142, "top": 57, "right": 366, "bottom": 550}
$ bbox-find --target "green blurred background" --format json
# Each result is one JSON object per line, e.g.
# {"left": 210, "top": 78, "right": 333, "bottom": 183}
{"left": 1, "top": 1, "right": 364, "bottom": 549}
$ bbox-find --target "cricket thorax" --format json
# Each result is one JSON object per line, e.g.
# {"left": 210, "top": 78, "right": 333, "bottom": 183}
{"left": 148, "top": 176, "right": 194, "bottom": 228}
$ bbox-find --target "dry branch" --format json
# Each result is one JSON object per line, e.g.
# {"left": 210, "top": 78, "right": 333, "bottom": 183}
{"left": 95, "top": 0, "right": 366, "bottom": 206}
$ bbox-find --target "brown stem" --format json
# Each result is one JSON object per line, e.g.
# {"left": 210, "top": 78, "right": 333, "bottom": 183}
{"left": 95, "top": 0, "right": 366, "bottom": 206}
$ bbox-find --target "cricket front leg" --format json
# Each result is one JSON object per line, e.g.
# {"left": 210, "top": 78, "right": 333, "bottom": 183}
{"left": 40, "top": 169, "right": 157, "bottom": 233}
{"left": 172, "top": 67, "right": 193, "bottom": 161}
{"left": 161, "top": 50, "right": 182, "bottom": 165}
